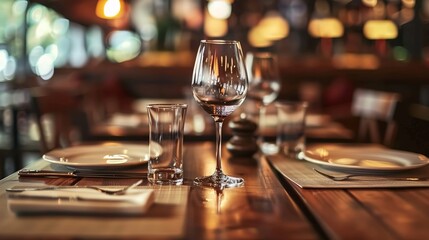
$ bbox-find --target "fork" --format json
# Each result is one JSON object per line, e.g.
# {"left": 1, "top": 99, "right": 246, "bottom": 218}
{"left": 312, "top": 168, "right": 429, "bottom": 181}
{"left": 6, "top": 179, "right": 143, "bottom": 195}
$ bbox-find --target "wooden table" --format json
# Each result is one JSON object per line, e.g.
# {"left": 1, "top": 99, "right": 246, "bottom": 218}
{"left": 1, "top": 142, "right": 429, "bottom": 239}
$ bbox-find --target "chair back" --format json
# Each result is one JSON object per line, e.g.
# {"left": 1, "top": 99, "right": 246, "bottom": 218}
{"left": 30, "top": 87, "right": 85, "bottom": 153}
{"left": 352, "top": 88, "right": 400, "bottom": 146}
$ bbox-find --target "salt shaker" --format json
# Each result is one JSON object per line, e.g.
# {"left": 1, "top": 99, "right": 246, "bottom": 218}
{"left": 226, "top": 117, "right": 258, "bottom": 157}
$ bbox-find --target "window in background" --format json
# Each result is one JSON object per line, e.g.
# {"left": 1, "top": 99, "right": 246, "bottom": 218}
{"left": 0, "top": 1, "right": 107, "bottom": 81}
{"left": 27, "top": 3, "right": 88, "bottom": 80}
{"left": 0, "top": 0, "right": 26, "bottom": 82}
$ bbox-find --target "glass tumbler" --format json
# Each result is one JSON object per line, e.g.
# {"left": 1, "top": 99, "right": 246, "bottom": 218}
{"left": 276, "top": 101, "right": 308, "bottom": 159}
{"left": 147, "top": 104, "right": 187, "bottom": 185}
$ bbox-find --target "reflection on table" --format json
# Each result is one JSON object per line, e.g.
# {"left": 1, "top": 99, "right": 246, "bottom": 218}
{"left": 1, "top": 141, "right": 429, "bottom": 239}
{"left": 0, "top": 142, "right": 318, "bottom": 239}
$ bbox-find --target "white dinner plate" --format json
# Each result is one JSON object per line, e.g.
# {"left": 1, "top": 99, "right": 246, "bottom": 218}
{"left": 43, "top": 143, "right": 160, "bottom": 169}
{"left": 300, "top": 144, "right": 429, "bottom": 173}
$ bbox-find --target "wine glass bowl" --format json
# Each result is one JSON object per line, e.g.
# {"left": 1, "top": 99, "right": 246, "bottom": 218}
{"left": 191, "top": 40, "right": 248, "bottom": 188}
{"left": 245, "top": 52, "right": 281, "bottom": 106}
{"left": 245, "top": 52, "right": 281, "bottom": 155}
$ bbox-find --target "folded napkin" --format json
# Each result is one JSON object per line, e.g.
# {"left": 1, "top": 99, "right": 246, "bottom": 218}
{"left": 267, "top": 154, "right": 429, "bottom": 188}
{"left": 7, "top": 187, "right": 155, "bottom": 215}
{"left": 1, "top": 186, "right": 189, "bottom": 239}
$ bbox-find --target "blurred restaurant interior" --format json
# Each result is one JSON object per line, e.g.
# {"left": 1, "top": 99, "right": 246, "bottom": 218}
{"left": 1, "top": 0, "right": 429, "bottom": 177}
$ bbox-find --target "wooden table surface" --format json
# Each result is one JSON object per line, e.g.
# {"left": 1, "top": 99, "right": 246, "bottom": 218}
{"left": 1, "top": 142, "right": 429, "bottom": 239}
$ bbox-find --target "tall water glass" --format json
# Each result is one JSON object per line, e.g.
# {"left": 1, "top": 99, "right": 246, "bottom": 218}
{"left": 276, "top": 101, "right": 308, "bottom": 159}
{"left": 191, "top": 40, "right": 248, "bottom": 188}
{"left": 245, "top": 52, "right": 281, "bottom": 155}
{"left": 147, "top": 104, "right": 187, "bottom": 185}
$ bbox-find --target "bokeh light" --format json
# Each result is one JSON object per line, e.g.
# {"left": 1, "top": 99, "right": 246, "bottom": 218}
{"left": 363, "top": 20, "right": 398, "bottom": 40}
{"left": 248, "top": 11, "right": 289, "bottom": 48}
{"left": 308, "top": 18, "right": 344, "bottom": 38}
{"left": 393, "top": 46, "right": 409, "bottom": 61}
{"left": 0, "top": 48, "right": 16, "bottom": 82}
{"left": 106, "top": 30, "right": 142, "bottom": 63}
{"left": 204, "top": 10, "right": 228, "bottom": 37}
{"left": 96, "top": 0, "right": 125, "bottom": 19}
{"left": 35, "top": 53, "right": 54, "bottom": 80}
{"left": 207, "top": 0, "right": 232, "bottom": 20}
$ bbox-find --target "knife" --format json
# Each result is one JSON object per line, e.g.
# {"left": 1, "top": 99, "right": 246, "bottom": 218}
{"left": 18, "top": 169, "right": 147, "bottom": 179}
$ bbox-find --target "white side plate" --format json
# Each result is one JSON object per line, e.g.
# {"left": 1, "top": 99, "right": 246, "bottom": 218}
{"left": 43, "top": 143, "right": 160, "bottom": 169}
{"left": 301, "top": 144, "right": 429, "bottom": 173}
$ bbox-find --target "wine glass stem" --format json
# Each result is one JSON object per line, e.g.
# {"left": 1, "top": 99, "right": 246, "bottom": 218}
{"left": 215, "top": 120, "right": 224, "bottom": 175}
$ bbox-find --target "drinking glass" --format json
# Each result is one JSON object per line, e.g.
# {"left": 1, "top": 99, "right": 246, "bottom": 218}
{"left": 276, "top": 101, "right": 308, "bottom": 159}
{"left": 191, "top": 40, "right": 248, "bottom": 188}
{"left": 245, "top": 52, "right": 281, "bottom": 155}
{"left": 147, "top": 104, "right": 187, "bottom": 185}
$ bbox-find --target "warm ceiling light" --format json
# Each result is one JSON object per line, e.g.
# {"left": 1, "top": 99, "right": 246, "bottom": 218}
{"left": 207, "top": 0, "right": 232, "bottom": 20}
{"left": 363, "top": 20, "right": 398, "bottom": 40}
{"left": 247, "top": 27, "right": 273, "bottom": 48}
{"left": 204, "top": 10, "right": 228, "bottom": 37}
{"left": 257, "top": 11, "right": 289, "bottom": 41}
{"left": 308, "top": 17, "right": 344, "bottom": 57}
{"left": 308, "top": 18, "right": 344, "bottom": 38}
{"left": 402, "top": 0, "right": 415, "bottom": 8}
{"left": 247, "top": 11, "right": 289, "bottom": 48}
{"left": 96, "top": 0, "right": 124, "bottom": 19}
{"left": 362, "top": 0, "right": 377, "bottom": 7}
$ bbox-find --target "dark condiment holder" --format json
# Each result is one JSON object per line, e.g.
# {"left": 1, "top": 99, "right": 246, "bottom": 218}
{"left": 226, "top": 116, "right": 258, "bottom": 158}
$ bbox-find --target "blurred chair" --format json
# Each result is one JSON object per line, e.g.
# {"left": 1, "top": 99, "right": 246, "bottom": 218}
{"left": 0, "top": 149, "right": 7, "bottom": 178}
{"left": 30, "top": 87, "right": 88, "bottom": 153}
{"left": 403, "top": 103, "right": 429, "bottom": 155}
{"left": 0, "top": 107, "right": 8, "bottom": 178}
{"left": 351, "top": 88, "right": 400, "bottom": 146}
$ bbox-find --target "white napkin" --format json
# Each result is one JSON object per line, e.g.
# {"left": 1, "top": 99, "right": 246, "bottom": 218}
{"left": 7, "top": 188, "right": 155, "bottom": 215}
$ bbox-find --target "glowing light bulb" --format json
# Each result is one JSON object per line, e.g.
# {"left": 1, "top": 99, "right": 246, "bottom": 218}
{"left": 96, "top": 0, "right": 124, "bottom": 19}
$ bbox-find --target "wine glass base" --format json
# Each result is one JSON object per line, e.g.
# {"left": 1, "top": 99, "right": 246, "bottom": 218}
{"left": 194, "top": 173, "right": 244, "bottom": 188}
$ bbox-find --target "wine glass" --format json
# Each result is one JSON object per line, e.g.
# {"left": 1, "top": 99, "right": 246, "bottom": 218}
{"left": 191, "top": 40, "right": 248, "bottom": 188}
{"left": 245, "top": 52, "right": 281, "bottom": 155}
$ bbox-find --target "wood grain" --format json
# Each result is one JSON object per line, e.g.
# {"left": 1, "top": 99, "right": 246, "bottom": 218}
{"left": 3, "top": 142, "right": 429, "bottom": 239}
{"left": 0, "top": 142, "right": 319, "bottom": 239}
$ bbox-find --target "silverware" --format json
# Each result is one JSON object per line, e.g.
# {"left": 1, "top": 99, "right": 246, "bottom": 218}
{"left": 6, "top": 179, "right": 143, "bottom": 195}
{"left": 18, "top": 169, "right": 147, "bottom": 179}
{"left": 313, "top": 168, "right": 429, "bottom": 181}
